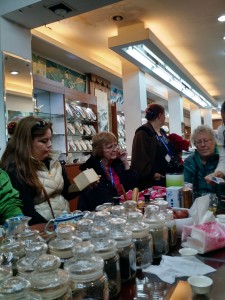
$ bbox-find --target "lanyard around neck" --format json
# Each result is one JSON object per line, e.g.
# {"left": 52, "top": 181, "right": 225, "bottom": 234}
{"left": 100, "top": 160, "right": 114, "bottom": 186}
{"left": 156, "top": 135, "right": 173, "bottom": 157}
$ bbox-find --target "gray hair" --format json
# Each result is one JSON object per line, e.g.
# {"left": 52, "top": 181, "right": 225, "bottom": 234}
{"left": 191, "top": 125, "right": 216, "bottom": 145}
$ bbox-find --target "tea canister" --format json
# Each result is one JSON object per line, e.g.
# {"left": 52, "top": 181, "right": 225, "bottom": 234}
{"left": 126, "top": 211, "right": 152, "bottom": 269}
{"left": 91, "top": 225, "right": 121, "bottom": 298}
{"left": 143, "top": 205, "right": 169, "bottom": 259}
{"left": 109, "top": 217, "right": 136, "bottom": 282}
{"left": 64, "top": 255, "right": 109, "bottom": 300}
{"left": 30, "top": 254, "right": 72, "bottom": 300}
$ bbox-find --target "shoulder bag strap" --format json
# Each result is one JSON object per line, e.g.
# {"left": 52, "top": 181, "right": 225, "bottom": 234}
{"left": 42, "top": 187, "right": 55, "bottom": 219}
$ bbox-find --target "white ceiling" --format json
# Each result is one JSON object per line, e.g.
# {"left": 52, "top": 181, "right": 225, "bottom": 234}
{"left": 3, "top": 0, "right": 225, "bottom": 115}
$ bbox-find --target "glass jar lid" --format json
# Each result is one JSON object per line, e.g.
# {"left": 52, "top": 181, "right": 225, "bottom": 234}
{"left": 17, "top": 230, "right": 40, "bottom": 242}
{"left": 126, "top": 212, "right": 150, "bottom": 238}
{"left": 93, "top": 239, "right": 117, "bottom": 260}
{"left": 0, "top": 276, "right": 30, "bottom": 294}
{"left": 109, "top": 218, "right": 132, "bottom": 247}
{"left": 143, "top": 205, "right": 165, "bottom": 228}
{"left": 32, "top": 254, "right": 61, "bottom": 272}
{"left": 72, "top": 240, "right": 95, "bottom": 258}
{"left": 64, "top": 256, "right": 104, "bottom": 282}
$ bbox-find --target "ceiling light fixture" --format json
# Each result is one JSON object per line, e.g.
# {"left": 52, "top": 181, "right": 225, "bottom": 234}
{"left": 218, "top": 15, "right": 225, "bottom": 22}
{"left": 10, "top": 70, "right": 19, "bottom": 75}
{"left": 123, "top": 45, "right": 212, "bottom": 108}
{"left": 112, "top": 15, "right": 124, "bottom": 22}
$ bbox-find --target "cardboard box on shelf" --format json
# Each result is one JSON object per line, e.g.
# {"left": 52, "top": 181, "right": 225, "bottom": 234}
{"left": 69, "top": 168, "right": 99, "bottom": 192}
{"left": 166, "top": 186, "right": 183, "bottom": 207}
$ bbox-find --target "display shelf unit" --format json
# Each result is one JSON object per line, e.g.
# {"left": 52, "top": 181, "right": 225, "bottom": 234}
{"left": 33, "top": 75, "right": 97, "bottom": 165}
{"left": 65, "top": 86, "right": 98, "bottom": 164}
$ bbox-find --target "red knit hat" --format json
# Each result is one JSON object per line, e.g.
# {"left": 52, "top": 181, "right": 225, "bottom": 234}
{"left": 168, "top": 133, "right": 189, "bottom": 152}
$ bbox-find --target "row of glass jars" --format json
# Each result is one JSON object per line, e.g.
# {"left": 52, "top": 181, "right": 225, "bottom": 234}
{"left": 0, "top": 200, "right": 176, "bottom": 299}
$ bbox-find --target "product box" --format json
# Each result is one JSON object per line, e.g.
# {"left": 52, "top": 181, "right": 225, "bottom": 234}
{"left": 166, "top": 186, "right": 183, "bottom": 207}
{"left": 69, "top": 168, "right": 99, "bottom": 192}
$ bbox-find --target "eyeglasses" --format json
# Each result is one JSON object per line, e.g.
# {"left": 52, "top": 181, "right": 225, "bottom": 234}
{"left": 195, "top": 139, "right": 212, "bottom": 146}
{"left": 32, "top": 120, "right": 49, "bottom": 131}
{"left": 104, "top": 143, "right": 118, "bottom": 150}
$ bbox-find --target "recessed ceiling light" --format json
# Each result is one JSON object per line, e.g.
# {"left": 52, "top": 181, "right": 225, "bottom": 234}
{"left": 218, "top": 15, "right": 225, "bottom": 22}
{"left": 10, "top": 71, "right": 19, "bottom": 75}
{"left": 112, "top": 15, "right": 124, "bottom": 22}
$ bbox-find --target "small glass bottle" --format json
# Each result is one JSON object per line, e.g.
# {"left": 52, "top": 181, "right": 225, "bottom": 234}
{"left": 165, "top": 209, "right": 177, "bottom": 250}
{"left": 17, "top": 241, "right": 48, "bottom": 279}
{"left": 91, "top": 225, "right": 121, "bottom": 299}
{"left": 109, "top": 217, "right": 136, "bottom": 282}
{"left": 143, "top": 205, "right": 169, "bottom": 259}
{"left": 30, "top": 254, "right": 72, "bottom": 300}
{"left": 64, "top": 247, "right": 109, "bottom": 300}
{"left": 126, "top": 211, "right": 152, "bottom": 269}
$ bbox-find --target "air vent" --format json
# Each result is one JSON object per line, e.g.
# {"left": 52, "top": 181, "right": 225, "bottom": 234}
{"left": 47, "top": 2, "right": 74, "bottom": 16}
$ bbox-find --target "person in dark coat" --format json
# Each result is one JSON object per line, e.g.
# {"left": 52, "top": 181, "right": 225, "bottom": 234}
{"left": 77, "top": 131, "right": 138, "bottom": 211}
{"left": 131, "top": 104, "right": 182, "bottom": 190}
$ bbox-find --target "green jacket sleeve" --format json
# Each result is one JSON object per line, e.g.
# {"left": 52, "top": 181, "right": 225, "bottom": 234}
{"left": 0, "top": 169, "right": 23, "bottom": 224}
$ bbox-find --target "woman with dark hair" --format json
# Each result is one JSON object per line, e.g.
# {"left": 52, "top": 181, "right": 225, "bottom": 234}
{"left": 77, "top": 131, "right": 138, "bottom": 211}
{"left": 0, "top": 116, "right": 78, "bottom": 225}
{"left": 131, "top": 104, "right": 182, "bottom": 189}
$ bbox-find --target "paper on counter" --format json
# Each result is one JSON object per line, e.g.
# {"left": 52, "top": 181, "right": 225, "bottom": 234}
{"left": 143, "top": 255, "right": 215, "bottom": 284}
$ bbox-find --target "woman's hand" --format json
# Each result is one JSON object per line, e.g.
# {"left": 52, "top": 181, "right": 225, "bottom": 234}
{"left": 153, "top": 173, "right": 165, "bottom": 181}
{"left": 205, "top": 171, "right": 225, "bottom": 184}
{"left": 117, "top": 149, "right": 130, "bottom": 170}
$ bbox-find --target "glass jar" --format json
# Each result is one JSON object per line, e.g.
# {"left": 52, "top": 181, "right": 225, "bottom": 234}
{"left": 17, "top": 241, "right": 48, "bottom": 279}
{"left": 109, "top": 217, "right": 136, "bottom": 282}
{"left": 72, "top": 240, "right": 95, "bottom": 259}
{"left": 126, "top": 212, "right": 152, "bottom": 269}
{"left": 30, "top": 254, "right": 72, "bottom": 300}
{"left": 91, "top": 225, "right": 121, "bottom": 298}
{"left": 143, "top": 205, "right": 169, "bottom": 259}
{"left": 64, "top": 255, "right": 109, "bottom": 300}
{"left": 0, "top": 276, "right": 41, "bottom": 300}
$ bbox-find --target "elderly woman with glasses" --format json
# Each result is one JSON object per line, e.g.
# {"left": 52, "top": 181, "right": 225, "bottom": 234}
{"left": 77, "top": 131, "right": 138, "bottom": 211}
{"left": 0, "top": 116, "right": 79, "bottom": 225}
{"left": 184, "top": 125, "right": 225, "bottom": 200}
